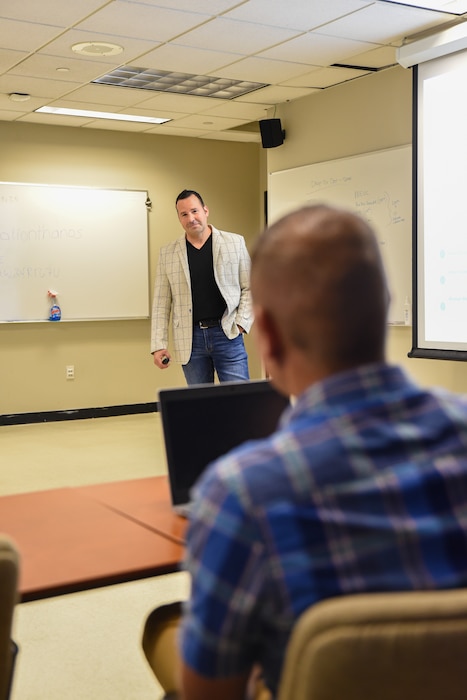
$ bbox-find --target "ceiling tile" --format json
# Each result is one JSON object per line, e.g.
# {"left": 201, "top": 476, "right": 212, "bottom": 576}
{"left": 315, "top": 3, "right": 457, "bottom": 45}
{"left": 198, "top": 101, "right": 270, "bottom": 120}
{"left": 0, "top": 48, "right": 29, "bottom": 73}
{"left": 0, "top": 0, "right": 110, "bottom": 25}
{"left": 175, "top": 17, "right": 300, "bottom": 54}
{"left": 82, "top": 118, "right": 154, "bottom": 132}
{"left": 235, "top": 84, "right": 318, "bottom": 104}
{"left": 223, "top": 0, "right": 374, "bottom": 31}
{"left": 0, "top": 19, "right": 64, "bottom": 52}
{"left": 160, "top": 113, "right": 249, "bottom": 131}
{"left": 259, "top": 32, "right": 378, "bottom": 66}
{"left": 215, "top": 56, "right": 314, "bottom": 83}
{"left": 8, "top": 54, "right": 120, "bottom": 84}
{"left": 44, "top": 83, "right": 152, "bottom": 108}
{"left": 119, "top": 105, "right": 189, "bottom": 120}
{"left": 145, "top": 124, "right": 210, "bottom": 137}
{"left": 75, "top": 2, "right": 212, "bottom": 42}
{"left": 0, "top": 74, "right": 78, "bottom": 99}
{"left": 0, "top": 108, "right": 29, "bottom": 120}
{"left": 121, "top": 0, "right": 242, "bottom": 12}
{"left": 134, "top": 44, "right": 241, "bottom": 75}
{"left": 133, "top": 92, "right": 223, "bottom": 112}
{"left": 348, "top": 45, "right": 398, "bottom": 69}
{"left": 281, "top": 65, "right": 371, "bottom": 89}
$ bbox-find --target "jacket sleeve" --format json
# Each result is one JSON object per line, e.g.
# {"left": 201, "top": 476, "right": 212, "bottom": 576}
{"left": 235, "top": 236, "right": 253, "bottom": 333}
{"left": 150, "top": 247, "right": 172, "bottom": 353}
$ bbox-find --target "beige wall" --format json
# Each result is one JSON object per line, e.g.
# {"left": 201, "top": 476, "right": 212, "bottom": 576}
{"left": 4, "top": 64, "right": 467, "bottom": 416}
{"left": 0, "top": 122, "right": 263, "bottom": 414}
{"left": 265, "top": 65, "right": 467, "bottom": 395}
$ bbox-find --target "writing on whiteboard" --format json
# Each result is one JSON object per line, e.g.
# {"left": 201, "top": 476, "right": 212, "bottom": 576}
{"left": 267, "top": 146, "right": 412, "bottom": 325}
{"left": 0, "top": 266, "right": 60, "bottom": 280}
{"left": 0, "top": 226, "right": 83, "bottom": 241}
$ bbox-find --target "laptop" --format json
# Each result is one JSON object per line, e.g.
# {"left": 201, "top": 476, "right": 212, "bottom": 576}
{"left": 158, "top": 379, "right": 290, "bottom": 517}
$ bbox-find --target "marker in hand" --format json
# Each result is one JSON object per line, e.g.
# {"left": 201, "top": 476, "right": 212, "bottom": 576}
{"left": 161, "top": 356, "right": 170, "bottom": 365}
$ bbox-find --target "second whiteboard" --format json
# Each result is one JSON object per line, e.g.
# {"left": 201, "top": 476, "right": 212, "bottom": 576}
{"left": 268, "top": 145, "right": 412, "bottom": 325}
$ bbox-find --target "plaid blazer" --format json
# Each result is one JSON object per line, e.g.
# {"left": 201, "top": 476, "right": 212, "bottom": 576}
{"left": 150, "top": 226, "right": 253, "bottom": 364}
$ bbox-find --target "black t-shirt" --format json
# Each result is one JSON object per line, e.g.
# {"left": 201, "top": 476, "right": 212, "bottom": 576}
{"left": 186, "top": 234, "right": 226, "bottom": 322}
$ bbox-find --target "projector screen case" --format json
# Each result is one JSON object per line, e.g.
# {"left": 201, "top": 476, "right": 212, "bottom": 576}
{"left": 410, "top": 51, "right": 467, "bottom": 360}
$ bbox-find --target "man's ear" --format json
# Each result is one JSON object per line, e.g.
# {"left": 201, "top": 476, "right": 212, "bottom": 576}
{"left": 254, "top": 305, "right": 286, "bottom": 369}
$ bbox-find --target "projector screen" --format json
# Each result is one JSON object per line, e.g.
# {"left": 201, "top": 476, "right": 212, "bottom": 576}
{"left": 412, "top": 49, "right": 467, "bottom": 360}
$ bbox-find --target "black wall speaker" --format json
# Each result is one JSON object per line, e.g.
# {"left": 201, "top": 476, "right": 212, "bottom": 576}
{"left": 259, "top": 118, "right": 285, "bottom": 149}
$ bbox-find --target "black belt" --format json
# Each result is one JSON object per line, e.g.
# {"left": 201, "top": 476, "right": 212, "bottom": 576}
{"left": 197, "top": 318, "right": 220, "bottom": 328}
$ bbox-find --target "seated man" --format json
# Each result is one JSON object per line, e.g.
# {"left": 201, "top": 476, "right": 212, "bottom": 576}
{"left": 143, "top": 204, "right": 467, "bottom": 700}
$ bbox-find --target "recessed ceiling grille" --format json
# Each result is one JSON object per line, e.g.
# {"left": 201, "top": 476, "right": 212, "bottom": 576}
{"left": 93, "top": 66, "right": 268, "bottom": 99}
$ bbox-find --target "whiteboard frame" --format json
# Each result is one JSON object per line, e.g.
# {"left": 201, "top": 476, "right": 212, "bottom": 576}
{"left": 0, "top": 182, "right": 151, "bottom": 323}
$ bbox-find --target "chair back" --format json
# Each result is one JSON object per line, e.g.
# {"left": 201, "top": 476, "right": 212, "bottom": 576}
{"left": 277, "top": 588, "right": 467, "bottom": 700}
{"left": 0, "top": 536, "right": 19, "bottom": 700}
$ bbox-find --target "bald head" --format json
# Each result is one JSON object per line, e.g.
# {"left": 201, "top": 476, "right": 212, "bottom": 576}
{"left": 251, "top": 205, "right": 389, "bottom": 377}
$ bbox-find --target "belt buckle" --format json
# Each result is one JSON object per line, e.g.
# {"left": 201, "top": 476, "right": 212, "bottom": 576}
{"left": 198, "top": 318, "right": 217, "bottom": 329}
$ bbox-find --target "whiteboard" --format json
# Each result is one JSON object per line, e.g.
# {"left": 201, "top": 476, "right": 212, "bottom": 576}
{"left": 0, "top": 183, "right": 150, "bottom": 322}
{"left": 268, "top": 146, "right": 412, "bottom": 325}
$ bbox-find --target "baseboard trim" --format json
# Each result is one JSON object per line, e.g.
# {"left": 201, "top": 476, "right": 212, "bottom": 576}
{"left": 1, "top": 402, "right": 158, "bottom": 426}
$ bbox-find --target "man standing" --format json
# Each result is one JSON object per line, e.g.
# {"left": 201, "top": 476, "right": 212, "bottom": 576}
{"left": 151, "top": 189, "right": 253, "bottom": 384}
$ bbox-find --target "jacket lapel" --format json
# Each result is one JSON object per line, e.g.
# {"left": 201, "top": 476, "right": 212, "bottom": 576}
{"left": 175, "top": 236, "right": 190, "bottom": 286}
{"left": 211, "top": 228, "right": 220, "bottom": 274}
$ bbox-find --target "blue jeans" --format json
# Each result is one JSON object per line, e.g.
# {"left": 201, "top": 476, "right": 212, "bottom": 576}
{"left": 182, "top": 324, "right": 250, "bottom": 385}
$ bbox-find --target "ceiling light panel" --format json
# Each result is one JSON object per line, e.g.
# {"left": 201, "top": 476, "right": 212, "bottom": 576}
{"left": 93, "top": 67, "right": 268, "bottom": 99}
{"left": 35, "top": 106, "right": 171, "bottom": 124}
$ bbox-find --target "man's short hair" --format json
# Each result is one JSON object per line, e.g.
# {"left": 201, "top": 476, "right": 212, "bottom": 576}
{"left": 176, "top": 189, "right": 205, "bottom": 207}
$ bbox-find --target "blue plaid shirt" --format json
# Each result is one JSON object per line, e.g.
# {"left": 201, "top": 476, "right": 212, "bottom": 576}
{"left": 180, "top": 363, "right": 467, "bottom": 695}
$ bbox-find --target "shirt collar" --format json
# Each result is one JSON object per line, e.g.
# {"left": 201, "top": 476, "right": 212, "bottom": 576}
{"left": 283, "top": 363, "right": 414, "bottom": 425}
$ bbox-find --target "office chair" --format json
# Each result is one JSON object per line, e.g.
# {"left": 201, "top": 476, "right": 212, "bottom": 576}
{"left": 0, "top": 535, "right": 19, "bottom": 700}
{"left": 277, "top": 588, "right": 467, "bottom": 700}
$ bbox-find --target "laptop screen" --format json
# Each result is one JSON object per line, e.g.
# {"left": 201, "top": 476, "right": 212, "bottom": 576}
{"left": 158, "top": 379, "right": 290, "bottom": 509}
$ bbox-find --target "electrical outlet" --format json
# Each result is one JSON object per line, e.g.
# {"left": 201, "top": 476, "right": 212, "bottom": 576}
{"left": 66, "top": 365, "right": 75, "bottom": 380}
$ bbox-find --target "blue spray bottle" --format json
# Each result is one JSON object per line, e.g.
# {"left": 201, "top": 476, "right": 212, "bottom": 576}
{"left": 47, "top": 289, "right": 61, "bottom": 321}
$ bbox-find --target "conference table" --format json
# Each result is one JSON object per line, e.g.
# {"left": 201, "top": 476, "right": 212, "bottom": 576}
{"left": 0, "top": 476, "right": 187, "bottom": 602}
{"left": 77, "top": 476, "right": 187, "bottom": 545}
